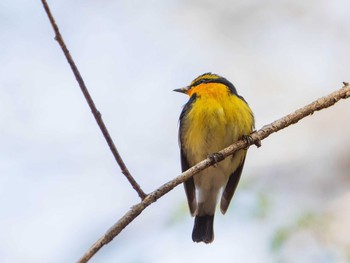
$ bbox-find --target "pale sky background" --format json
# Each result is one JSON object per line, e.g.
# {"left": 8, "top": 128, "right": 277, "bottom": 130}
{"left": 1, "top": 1, "right": 350, "bottom": 262}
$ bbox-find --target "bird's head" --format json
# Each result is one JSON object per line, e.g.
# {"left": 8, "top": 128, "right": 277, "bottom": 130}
{"left": 174, "top": 72, "right": 238, "bottom": 97}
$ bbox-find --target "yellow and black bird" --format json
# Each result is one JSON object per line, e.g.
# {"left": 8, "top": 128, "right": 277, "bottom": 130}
{"left": 174, "top": 73, "right": 255, "bottom": 243}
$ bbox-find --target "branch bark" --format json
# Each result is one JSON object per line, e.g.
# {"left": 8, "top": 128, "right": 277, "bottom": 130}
{"left": 77, "top": 83, "right": 350, "bottom": 263}
{"left": 41, "top": 0, "right": 146, "bottom": 200}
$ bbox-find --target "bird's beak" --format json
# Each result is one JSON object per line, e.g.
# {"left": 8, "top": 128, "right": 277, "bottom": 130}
{"left": 173, "top": 86, "right": 189, "bottom": 94}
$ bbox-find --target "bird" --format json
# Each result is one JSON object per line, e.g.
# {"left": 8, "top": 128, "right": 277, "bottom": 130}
{"left": 174, "top": 72, "right": 255, "bottom": 243}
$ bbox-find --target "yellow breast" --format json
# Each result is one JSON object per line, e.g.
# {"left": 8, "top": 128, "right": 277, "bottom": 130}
{"left": 181, "top": 83, "right": 254, "bottom": 166}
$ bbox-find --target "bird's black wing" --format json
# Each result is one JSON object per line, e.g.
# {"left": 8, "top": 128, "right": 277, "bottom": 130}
{"left": 220, "top": 155, "right": 246, "bottom": 214}
{"left": 181, "top": 149, "right": 197, "bottom": 216}
{"left": 179, "top": 94, "right": 197, "bottom": 216}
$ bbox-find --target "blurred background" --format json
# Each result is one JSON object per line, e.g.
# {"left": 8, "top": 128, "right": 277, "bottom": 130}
{"left": 1, "top": 0, "right": 350, "bottom": 262}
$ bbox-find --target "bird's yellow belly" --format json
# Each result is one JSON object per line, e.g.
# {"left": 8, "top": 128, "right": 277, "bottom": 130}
{"left": 182, "top": 104, "right": 244, "bottom": 165}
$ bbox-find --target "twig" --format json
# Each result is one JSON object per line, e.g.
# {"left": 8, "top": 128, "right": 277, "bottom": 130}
{"left": 77, "top": 83, "right": 350, "bottom": 263}
{"left": 41, "top": 0, "right": 146, "bottom": 199}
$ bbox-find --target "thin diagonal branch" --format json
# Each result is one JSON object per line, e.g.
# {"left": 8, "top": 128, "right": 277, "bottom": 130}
{"left": 78, "top": 83, "right": 350, "bottom": 263}
{"left": 41, "top": 0, "right": 146, "bottom": 199}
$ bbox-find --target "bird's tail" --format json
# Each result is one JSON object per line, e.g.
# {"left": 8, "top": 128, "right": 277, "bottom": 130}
{"left": 192, "top": 215, "right": 214, "bottom": 243}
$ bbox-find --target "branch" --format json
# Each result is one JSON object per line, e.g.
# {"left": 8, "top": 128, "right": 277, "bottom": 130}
{"left": 41, "top": 0, "right": 146, "bottom": 199}
{"left": 78, "top": 83, "right": 350, "bottom": 262}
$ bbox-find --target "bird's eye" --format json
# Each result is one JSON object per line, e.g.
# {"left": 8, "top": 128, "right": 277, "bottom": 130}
{"left": 192, "top": 78, "right": 208, "bottom": 87}
{"left": 196, "top": 79, "right": 207, "bottom": 85}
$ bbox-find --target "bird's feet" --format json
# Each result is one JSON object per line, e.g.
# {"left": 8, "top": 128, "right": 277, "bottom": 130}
{"left": 242, "top": 133, "right": 261, "bottom": 148}
{"left": 208, "top": 152, "right": 224, "bottom": 167}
